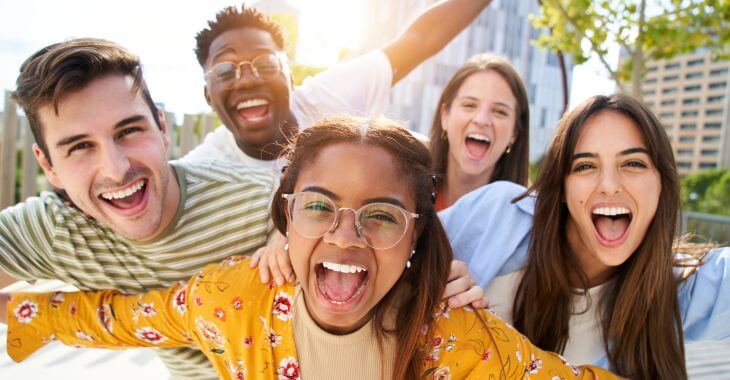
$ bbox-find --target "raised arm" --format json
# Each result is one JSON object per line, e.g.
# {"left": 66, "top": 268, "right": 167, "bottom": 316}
{"left": 5, "top": 281, "right": 192, "bottom": 362}
{"left": 383, "top": 0, "right": 492, "bottom": 84}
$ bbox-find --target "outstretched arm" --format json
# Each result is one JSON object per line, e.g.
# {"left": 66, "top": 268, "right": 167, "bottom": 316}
{"left": 383, "top": 0, "right": 492, "bottom": 84}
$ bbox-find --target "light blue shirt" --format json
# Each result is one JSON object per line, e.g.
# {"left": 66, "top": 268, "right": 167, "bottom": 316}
{"left": 439, "top": 181, "right": 730, "bottom": 370}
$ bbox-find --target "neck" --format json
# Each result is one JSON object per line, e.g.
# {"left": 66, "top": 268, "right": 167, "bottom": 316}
{"left": 441, "top": 157, "right": 493, "bottom": 207}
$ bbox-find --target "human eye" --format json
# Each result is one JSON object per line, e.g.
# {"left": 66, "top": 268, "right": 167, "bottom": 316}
{"left": 116, "top": 126, "right": 143, "bottom": 139}
{"left": 460, "top": 101, "right": 478, "bottom": 110}
{"left": 68, "top": 141, "right": 93, "bottom": 156}
{"left": 212, "top": 62, "right": 237, "bottom": 80}
{"left": 571, "top": 162, "right": 595, "bottom": 173}
{"left": 494, "top": 108, "right": 509, "bottom": 117}
{"left": 254, "top": 54, "right": 280, "bottom": 74}
{"left": 303, "top": 201, "right": 331, "bottom": 212}
{"left": 623, "top": 160, "right": 649, "bottom": 170}
{"left": 362, "top": 206, "right": 400, "bottom": 224}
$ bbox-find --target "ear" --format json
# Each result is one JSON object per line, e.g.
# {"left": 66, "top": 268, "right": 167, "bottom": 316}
{"left": 203, "top": 84, "right": 212, "bottom": 106}
{"left": 33, "top": 144, "right": 63, "bottom": 189}
{"left": 157, "top": 108, "right": 171, "bottom": 152}
{"left": 439, "top": 103, "right": 449, "bottom": 135}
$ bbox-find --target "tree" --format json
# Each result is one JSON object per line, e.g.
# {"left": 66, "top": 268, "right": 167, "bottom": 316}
{"left": 681, "top": 168, "right": 730, "bottom": 216}
{"left": 530, "top": 0, "right": 730, "bottom": 100}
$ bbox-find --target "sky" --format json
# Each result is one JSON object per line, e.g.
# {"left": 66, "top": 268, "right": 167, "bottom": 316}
{"left": 0, "top": 0, "right": 615, "bottom": 116}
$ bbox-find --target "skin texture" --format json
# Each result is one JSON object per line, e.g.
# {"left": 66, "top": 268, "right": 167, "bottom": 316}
{"left": 441, "top": 70, "right": 517, "bottom": 205}
{"left": 287, "top": 142, "right": 416, "bottom": 334}
{"left": 34, "top": 74, "right": 179, "bottom": 241}
{"left": 564, "top": 110, "right": 661, "bottom": 286}
{"left": 203, "top": 27, "right": 296, "bottom": 160}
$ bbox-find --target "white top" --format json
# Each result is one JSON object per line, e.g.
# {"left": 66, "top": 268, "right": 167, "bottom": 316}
{"left": 181, "top": 49, "right": 393, "bottom": 177}
{"left": 484, "top": 269, "right": 612, "bottom": 365}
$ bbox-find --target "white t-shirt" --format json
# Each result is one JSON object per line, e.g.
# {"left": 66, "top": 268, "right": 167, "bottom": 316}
{"left": 484, "top": 269, "right": 611, "bottom": 365}
{"left": 181, "top": 50, "right": 393, "bottom": 174}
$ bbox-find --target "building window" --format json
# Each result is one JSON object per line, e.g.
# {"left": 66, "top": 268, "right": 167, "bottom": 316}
{"left": 687, "top": 58, "right": 705, "bottom": 67}
{"left": 644, "top": 89, "right": 656, "bottom": 96}
{"left": 680, "top": 123, "right": 697, "bottom": 130}
{"left": 678, "top": 149, "right": 693, "bottom": 156}
{"left": 662, "top": 87, "right": 678, "bottom": 94}
{"left": 647, "top": 65, "right": 658, "bottom": 72}
{"left": 706, "top": 109, "right": 723, "bottom": 116}
{"left": 704, "top": 123, "right": 721, "bottom": 129}
{"left": 660, "top": 112, "right": 675, "bottom": 118}
{"left": 665, "top": 62, "right": 681, "bottom": 70}
{"left": 679, "top": 136, "right": 695, "bottom": 143}
{"left": 702, "top": 135, "right": 720, "bottom": 143}
{"left": 644, "top": 77, "right": 657, "bottom": 84}
{"left": 710, "top": 68, "right": 728, "bottom": 77}
{"left": 661, "top": 99, "right": 676, "bottom": 106}
{"left": 685, "top": 72, "right": 703, "bottom": 79}
{"left": 708, "top": 95, "right": 725, "bottom": 103}
{"left": 540, "top": 107, "right": 547, "bottom": 129}
{"left": 678, "top": 162, "right": 692, "bottom": 169}
{"left": 683, "top": 98, "right": 700, "bottom": 105}
{"left": 699, "top": 162, "right": 717, "bottom": 169}
{"left": 684, "top": 85, "right": 701, "bottom": 92}
{"left": 663, "top": 75, "right": 679, "bottom": 81}
{"left": 681, "top": 110, "right": 698, "bottom": 117}
{"left": 709, "top": 82, "right": 727, "bottom": 89}
{"left": 701, "top": 149, "right": 718, "bottom": 156}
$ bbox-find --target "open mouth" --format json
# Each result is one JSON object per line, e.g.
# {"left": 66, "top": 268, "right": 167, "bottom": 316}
{"left": 591, "top": 206, "right": 632, "bottom": 245}
{"left": 464, "top": 133, "right": 491, "bottom": 160}
{"left": 98, "top": 179, "right": 148, "bottom": 211}
{"left": 315, "top": 261, "right": 368, "bottom": 307}
{"left": 236, "top": 98, "right": 271, "bottom": 123}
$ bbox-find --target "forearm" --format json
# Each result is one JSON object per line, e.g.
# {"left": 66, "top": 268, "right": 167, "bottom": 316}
{"left": 384, "top": 0, "right": 492, "bottom": 83}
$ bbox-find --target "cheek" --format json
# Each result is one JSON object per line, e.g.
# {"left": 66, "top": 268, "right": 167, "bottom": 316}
{"left": 287, "top": 233, "right": 316, "bottom": 278}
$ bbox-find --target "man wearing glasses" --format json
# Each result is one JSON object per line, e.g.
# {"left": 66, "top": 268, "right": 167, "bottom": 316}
{"left": 182, "top": 1, "right": 492, "bottom": 172}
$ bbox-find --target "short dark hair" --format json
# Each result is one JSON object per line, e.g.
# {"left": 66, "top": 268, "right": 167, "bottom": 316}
{"left": 12, "top": 38, "right": 161, "bottom": 163}
{"left": 194, "top": 4, "right": 286, "bottom": 67}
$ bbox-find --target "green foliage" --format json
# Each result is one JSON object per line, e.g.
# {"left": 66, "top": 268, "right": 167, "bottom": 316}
{"left": 291, "top": 64, "right": 326, "bottom": 86}
{"left": 681, "top": 168, "right": 730, "bottom": 216}
{"left": 530, "top": 0, "right": 730, "bottom": 94}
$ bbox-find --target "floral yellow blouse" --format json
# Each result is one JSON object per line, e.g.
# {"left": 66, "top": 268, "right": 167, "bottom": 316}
{"left": 6, "top": 256, "right": 617, "bottom": 379}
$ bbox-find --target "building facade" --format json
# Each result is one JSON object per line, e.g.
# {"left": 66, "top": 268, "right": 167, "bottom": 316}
{"left": 358, "top": 0, "right": 572, "bottom": 162}
{"left": 642, "top": 51, "right": 730, "bottom": 175}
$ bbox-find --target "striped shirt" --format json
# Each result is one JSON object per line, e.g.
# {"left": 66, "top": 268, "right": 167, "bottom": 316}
{"left": 0, "top": 160, "right": 274, "bottom": 379}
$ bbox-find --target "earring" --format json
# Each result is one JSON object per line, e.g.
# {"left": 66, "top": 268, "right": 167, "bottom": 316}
{"left": 406, "top": 248, "right": 415, "bottom": 269}
{"left": 440, "top": 129, "right": 447, "bottom": 140}
{"left": 284, "top": 231, "right": 289, "bottom": 253}
{"left": 505, "top": 145, "right": 512, "bottom": 154}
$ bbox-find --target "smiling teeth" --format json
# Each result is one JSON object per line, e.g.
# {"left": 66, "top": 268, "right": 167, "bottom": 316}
{"left": 100, "top": 180, "right": 144, "bottom": 200}
{"left": 593, "top": 207, "right": 630, "bottom": 216}
{"left": 322, "top": 262, "right": 366, "bottom": 274}
{"left": 467, "top": 134, "right": 491, "bottom": 143}
{"left": 237, "top": 98, "right": 269, "bottom": 109}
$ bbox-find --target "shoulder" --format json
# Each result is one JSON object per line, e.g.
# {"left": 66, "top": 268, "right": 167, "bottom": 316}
{"left": 172, "top": 160, "right": 273, "bottom": 190}
{"left": 439, "top": 181, "right": 534, "bottom": 223}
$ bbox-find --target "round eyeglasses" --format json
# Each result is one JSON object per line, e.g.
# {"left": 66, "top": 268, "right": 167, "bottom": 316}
{"left": 282, "top": 192, "right": 419, "bottom": 250}
{"left": 204, "top": 52, "right": 285, "bottom": 88}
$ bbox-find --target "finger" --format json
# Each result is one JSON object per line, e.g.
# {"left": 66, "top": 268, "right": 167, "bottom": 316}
{"left": 442, "top": 275, "right": 475, "bottom": 300}
{"left": 448, "top": 286, "right": 483, "bottom": 309}
{"left": 275, "top": 243, "right": 295, "bottom": 283}
{"left": 250, "top": 247, "right": 263, "bottom": 268}
{"left": 469, "top": 297, "right": 489, "bottom": 309}
{"left": 268, "top": 248, "right": 286, "bottom": 286}
{"left": 448, "top": 260, "right": 468, "bottom": 281}
{"left": 257, "top": 248, "right": 271, "bottom": 284}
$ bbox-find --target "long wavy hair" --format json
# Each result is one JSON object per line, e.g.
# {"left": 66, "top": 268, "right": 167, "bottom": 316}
{"left": 271, "top": 117, "right": 453, "bottom": 379}
{"left": 428, "top": 54, "right": 529, "bottom": 188}
{"left": 513, "top": 94, "right": 686, "bottom": 379}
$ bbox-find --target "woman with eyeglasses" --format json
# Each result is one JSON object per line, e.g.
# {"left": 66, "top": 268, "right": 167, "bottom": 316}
{"left": 2, "top": 117, "right": 617, "bottom": 379}
{"left": 441, "top": 95, "right": 730, "bottom": 379}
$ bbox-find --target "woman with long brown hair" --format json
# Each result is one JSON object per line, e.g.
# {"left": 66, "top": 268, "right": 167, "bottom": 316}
{"left": 429, "top": 54, "right": 529, "bottom": 211}
{"left": 2, "top": 117, "right": 617, "bottom": 379}
{"left": 441, "top": 94, "right": 730, "bottom": 379}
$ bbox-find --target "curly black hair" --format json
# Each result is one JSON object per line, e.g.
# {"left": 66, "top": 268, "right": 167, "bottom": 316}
{"left": 194, "top": 4, "right": 286, "bottom": 67}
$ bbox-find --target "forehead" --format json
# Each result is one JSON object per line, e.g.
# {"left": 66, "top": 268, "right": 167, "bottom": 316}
{"left": 457, "top": 70, "right": 516, "bottom": 103}
{"left": 207, "top": 27, "right": 281, "bottom": 66}
{"left": 575, "top": 110, "right": 646, "bottom": 153}
{"left": 294, "top": 142, "right": 415, "bottom": 208}
{"left": 38, "top": 74, "right": 152, "bottom": 142}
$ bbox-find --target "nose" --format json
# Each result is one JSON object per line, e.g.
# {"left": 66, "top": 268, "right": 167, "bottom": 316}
{"left": 97, "top": 142, "right": 131, "bottom": 183}
{"left": 322, "top": 209, "right": 368, "bottom": 249}
{"left": 597, "top": 166, "right": 622, "bottom": 195}
{"left": 233, "top": 62, "right": 263, "bottom": 89}
{"left": 472, "top": 105, "right": 492, "bottom": 126}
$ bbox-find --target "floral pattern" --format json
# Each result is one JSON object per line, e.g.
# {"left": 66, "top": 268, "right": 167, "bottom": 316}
{"left": 6, "top": 256, "right": 618, "bottom": 380}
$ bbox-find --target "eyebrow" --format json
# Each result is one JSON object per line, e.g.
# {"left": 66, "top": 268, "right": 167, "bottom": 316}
{"left": 571, "top": 147, "right": 650, "bottom": 161}
{"left": 456, "top": 96, "right": 514, "bottom": 110}
{"left": 55, "top": 115, "right": 147, "bottom": 148}
{"left": 300, "top": 186, "right": 407, "bottom": 209}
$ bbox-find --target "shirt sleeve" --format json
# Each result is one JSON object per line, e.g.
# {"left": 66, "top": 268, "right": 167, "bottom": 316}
{"left": 427, "top": 305, "right": 620, "bottom": 379}
{"left": 291, "top": 50, "right": 393, "bottom": 128}
{"left": 0, "top": 195, "right": 58, "bottom": 280}
{"left": 679, "top": 247, "right": 730, "bottom": 341}
{"left": 6, "top": 280, "right": 193, "bottom": 362}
